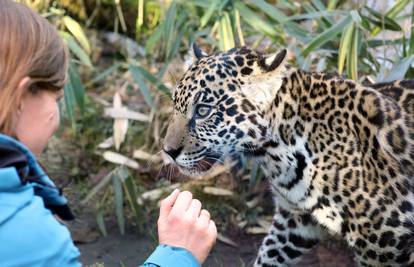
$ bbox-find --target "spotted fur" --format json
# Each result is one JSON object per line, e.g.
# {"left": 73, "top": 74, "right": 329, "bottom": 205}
{"left": 163, "top": 46, "right": 414, "bottom": 267}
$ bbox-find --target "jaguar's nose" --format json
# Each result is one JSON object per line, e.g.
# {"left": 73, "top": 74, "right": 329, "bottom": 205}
{"left": 163, "top": 145, "right": 184, "bottom": 160}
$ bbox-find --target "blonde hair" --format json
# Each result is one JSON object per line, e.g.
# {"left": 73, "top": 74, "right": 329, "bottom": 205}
{"left": 0, "top": 0, "right": 68, "bottom": 135}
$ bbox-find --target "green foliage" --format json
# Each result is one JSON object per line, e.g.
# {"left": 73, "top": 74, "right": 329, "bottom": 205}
{"left": 137, "top": 0, "right": 413, "bottom": 82}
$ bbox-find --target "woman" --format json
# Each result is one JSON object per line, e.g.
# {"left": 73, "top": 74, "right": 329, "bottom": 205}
{"left": 0, "top": 1, "right": 217, "bottom": 266}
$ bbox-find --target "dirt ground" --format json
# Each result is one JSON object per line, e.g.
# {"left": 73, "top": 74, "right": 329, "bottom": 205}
{"left": 70, "top": 217, "right": 356, "bottom": 267}
{"left": 42, "top": 137, "right": 356, "bottom": 267}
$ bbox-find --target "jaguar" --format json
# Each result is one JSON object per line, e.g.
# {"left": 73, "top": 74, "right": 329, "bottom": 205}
{"left": 162, "top": 44, "right": 414, "bottom": 267}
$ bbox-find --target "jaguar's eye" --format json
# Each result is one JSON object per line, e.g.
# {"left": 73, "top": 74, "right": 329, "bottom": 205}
{"left": 195, "top": 104, "right": 212, "bottom": 119}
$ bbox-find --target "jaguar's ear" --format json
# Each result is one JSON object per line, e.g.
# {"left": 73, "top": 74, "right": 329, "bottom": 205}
{"left": 257, "top": 48, "right": 288, "bottom": 74}
{"left": 191, "top": 43, "right": 207, "bottom": 61}
{"left": 240, "top": 49, "right": 288, "bottom": 107}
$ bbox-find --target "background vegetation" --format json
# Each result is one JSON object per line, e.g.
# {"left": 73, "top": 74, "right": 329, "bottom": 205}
{"left": 22, "top": 0, "right": 413, "bottom": 253}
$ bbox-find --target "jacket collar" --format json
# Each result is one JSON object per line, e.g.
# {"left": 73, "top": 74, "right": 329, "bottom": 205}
{"left": 0, "top": 134, "right": 75, "bottom": 220}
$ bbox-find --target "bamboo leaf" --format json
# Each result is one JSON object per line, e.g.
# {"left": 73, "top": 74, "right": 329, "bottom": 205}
{"left": 129, "top": 64, "right": 155, "bottom": 109}
{"left": 364, "top": 6, "right": 402, "bottom": 32}
{"left": 350, "top": 10, "right": 362, "bottom": 25}
{"left": 112, "top": 174, "right": 125, "bottom": 235}
{"left": 338, "top": 23, "right": 354, "bottom": 74}
{"left": 311, "top": 0, "right": 327, "bottom": 11}
{"left": 249, "top": 0, "right": 288, "bottom": 22}
{"left": 145, "top": 25, "right": 163, "bottom": 54}
{"left": 136, "top": 0, "right": 144, "bottom": 34}
{"left": 200, "top": 0, "right": 221, "bottom": 28}
{"left": 234, "top": 1, "right": 277, "bottom": 36}
{"left": 350, "top": 27, "right": 359, "bottom": 81}
{"left": 81, "top": 169, "right": 116, "bottom": 205}
{"left": 370, "top": 0, "right": 409, "bottom": 36}
{"left": 68, "top": 63, "right": 85, "bottom": 114}
{"left": 163, "top": 1, "right": 177, "bottom": 61}
{"left": 96, "top": 210, "right": 107, "bottom": 237}
{"left": 219, "top": 12, "right": 235, "bottom": 51}
{"left": 302, "top": 15, "right": 352, "bottom": 57}
{"left": 123, "top": 175, "right": 142, "bottom": 229}
{"left": 234, "top": 8, "right": 245, "bottom": 46}
{"left": 115, "top": 0, "right": 127, "bottom": 32}
{"left": 327, "top": 0, "right": 339, "bottom": 10}
{"left": 88, "top": 63, "right": 121, "bottom": 86}
{"left": 129, "top": 65, "right": 171, "bottom": 97}
{"left": 64, "top": 74, "right": 76, "bottom": 130}
{"left": 284, "top": 22, "right": 309, "bottom": 42}
{"left": 224, "top": 12, "right": 235, "bottom": 49}
{"left": 381, "top": 55, "right": 414, "bottom": 82}
{"left": 62, "top": 16, "right": 91, "bottom": 54}
{"left": 409, "top": 1, "right": 414, "bottom": 55}
{"left": 60, "top": 32, "right": 92, "bottom": 68}
{"left": 287, "top": 10, "right": 346, "bottom": 21}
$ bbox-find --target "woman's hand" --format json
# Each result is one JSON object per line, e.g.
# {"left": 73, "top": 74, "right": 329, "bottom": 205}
{"left": 157, "top": 189, "right": 217, "bottom": 264}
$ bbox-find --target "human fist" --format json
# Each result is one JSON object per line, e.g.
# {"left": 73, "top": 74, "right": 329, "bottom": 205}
{"left": 157, "top": 189, "right": 217, "bottom": 264}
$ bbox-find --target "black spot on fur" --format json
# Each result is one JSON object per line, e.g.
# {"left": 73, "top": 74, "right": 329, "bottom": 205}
{"left": 400, "top": 79, "right": 414, "bottom": 89}
{"left": 288, "top": 233, "right": 318, "bottom": 249}
{"left": 282, "top": 246, "right": 302, "bottom": 259}
{"left": 241, "top": 67, "right": 253, "bottom": 75}
{"left": 281, "top": 152, "right": 306, "bottom": 189}
{"left": 234, "top": 56, "right": 244, "bottom": 67}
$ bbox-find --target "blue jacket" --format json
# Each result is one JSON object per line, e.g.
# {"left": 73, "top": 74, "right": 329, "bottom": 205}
{"left": 0, "top": 134, "right": 200, "bottom": 267}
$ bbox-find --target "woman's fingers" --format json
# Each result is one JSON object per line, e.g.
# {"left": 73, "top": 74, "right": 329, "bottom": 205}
{"left": 208, "top": 219, "right": 217, "bottom": 238}
{"left": 198, "top": 209, "right": 210, "bottom": 226}
{"left": 159, "top": 189, "right": 180, "bottom": 218}
{"left": 169, "top": 191, "right": 193, "bottom": 217}
{"left": 157, "top": 190, "right": 218, "bottom": 264}
{"left": 186, "top": 199, "right": 202, "bottom": 219}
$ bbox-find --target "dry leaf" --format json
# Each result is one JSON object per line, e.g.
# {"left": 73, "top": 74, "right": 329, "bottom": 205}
{"left": 112, "top": 92, "right": 128, "bottom": 151}
{"left": 217, "top": 233, "right": 238, "bottom": 247}
{"left": 153, "top": 115, "right": 160, "bottom": 145}
{"left": 246, "top": 196, "right": 261, "bottom": 208}
{"left": 97, "top": 137, "right": 114, "bottom": 149}
{"left": 89, "top": 167, "right": 110, "bottom": 184}
{"left": 237, "top": 220, "right": 248, "bottom": 228}
{"left": 132, "top": 149, "right": 159, "bottom": 161}
{"left": 103, "top": 151, "right": 139, "bottom": 169}
{"left": 245, "top": 226, "right": 268, "bottom": 234}
{"left": 257, "top": 218, "right": 272, "bottom": 230}
{"left": 104, "top": 107, "right": 150, "bottom": 121}
{"left": 200, "top": 162, "right": 235, "bottom": 180}
{"left": 203, "top": 186, "right": 233, "bottom": 196}
{"left": 137, "top": 183, "right": 181, "bottom": 204}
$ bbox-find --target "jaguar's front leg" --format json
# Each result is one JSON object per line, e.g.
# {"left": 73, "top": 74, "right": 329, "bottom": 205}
{"left": 254, "top": 206, "right": 323, "bottom": 267}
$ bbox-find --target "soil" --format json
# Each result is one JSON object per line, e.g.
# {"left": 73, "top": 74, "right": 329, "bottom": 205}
{"left": 68, "top": 208, "right": 355, "bottom": 267}
{"left": 41, "top": 137, "right": 356, "bottom": 267}
{"left": 76, "top": 225, "right": 356, "bottom": 267}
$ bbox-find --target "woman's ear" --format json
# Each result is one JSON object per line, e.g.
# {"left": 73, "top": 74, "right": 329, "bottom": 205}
{"left": 16, "top": 76, "right": 32, "bottom": 112}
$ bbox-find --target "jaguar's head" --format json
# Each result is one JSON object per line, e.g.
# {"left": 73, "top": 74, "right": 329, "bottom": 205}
{"left": 163, "top": 45, "right": 288, "bottom": 176}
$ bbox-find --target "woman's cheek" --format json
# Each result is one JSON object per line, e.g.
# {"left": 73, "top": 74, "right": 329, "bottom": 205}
{"left": 49, "top": 103, "right": 60, "bottom": 134}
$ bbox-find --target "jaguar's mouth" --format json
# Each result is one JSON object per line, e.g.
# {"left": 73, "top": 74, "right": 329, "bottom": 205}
{"left": 193, "top": 156, "right": 220, "bottom": 172}
{"left": 177, "top": 153, "right": 222, "bottom": 177}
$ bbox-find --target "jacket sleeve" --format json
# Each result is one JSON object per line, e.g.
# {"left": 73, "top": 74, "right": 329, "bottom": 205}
{"left": 140, "top": 244, "right": 201, "bottom": 267}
